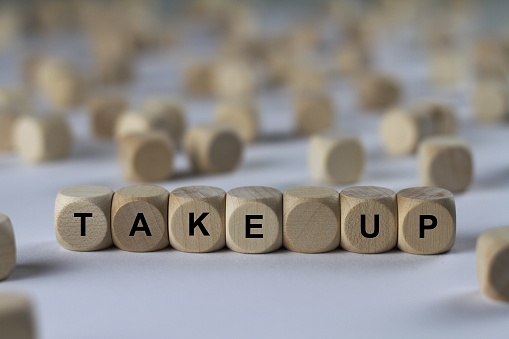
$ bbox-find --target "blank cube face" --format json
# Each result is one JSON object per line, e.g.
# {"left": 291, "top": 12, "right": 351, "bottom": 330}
{"left": 226, "top": 187, "right": 282, "bottom": 254}
{"left": 213, "top": 60, "right": 255, "bottom": 99}
{"left": 283, "top": 186, "right": 340, "bottom": 253}
{"left": 309, "top": 132, "right": 364, "bottom": 184}
{"left": 215, "top": 100, "right": 259, "bottom": 143}
{"left": 0, "top": 112, "right": 16, "bottom": 152}
{"left": 358, "top": 74, "right": 400, "bottom": 111}
{"left": 0, "top": 293, "right": 35, "bottom": 339}
{"left": 477, "top": 227, "right": 509, "bottom": 302}
{"left": 169, "top": 186, "right": 226, "bottom": 253}
{"left": 474, "top": 81, "right": 509, "bottom": 123}
{"left": 184, "top": 125, "right": 244, "bottom": 174}
{"left": 13, "top": 115, "right": 72, "bottom": 163}
{"left": 184, "top": 62, "right": 213, "bottom": 96}
{"left": 0, "top": 214, "right": 16, "bottom": 281}
{"left": 397, "top": 187, "right": 456, "bottom": 255}
{"left": 54, "top": 186, "right": 114, "bottom": 251}
{"left": 88, "top": 96, "right": 126, "bottom": 139}
{"left": 294, "top": 92, "right": 334, "bottom": 135}
{"left": 118, "top": 133, "right": 174, "bottom": 182}
{"left": 418, "top": 137, "right": 473, "bottom": 192}
{"left": 111, "top": 185, "right": 169, "bottom": 252}
{"left": 143, "top": 99, "right": 187, "bottom": 144}
{"left": 340, "top": 186, "right": 397, "bottom": 253}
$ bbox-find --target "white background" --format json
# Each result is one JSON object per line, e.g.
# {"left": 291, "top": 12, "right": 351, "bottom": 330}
{"left": 1, "top": 17, "right": 509, "bottom": 339}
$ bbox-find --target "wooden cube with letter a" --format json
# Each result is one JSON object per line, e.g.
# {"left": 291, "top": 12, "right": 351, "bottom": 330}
{"left": 111, "top": 185, "right": 169, "bottom": 252}
{"left": 169, "top": 186, "right": 226, "bottom": 253}
{"left": 397, "top": 187, "right": 455, "bottom": 255}
{"left": 55, "top": 185, "right": 114, "bottom": 251}
{"left": 226, "top": 186, "right": 282, "bottom": 254}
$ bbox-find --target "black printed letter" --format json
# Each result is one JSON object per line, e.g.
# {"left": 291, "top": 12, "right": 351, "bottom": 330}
{"left": 419, "top": 215, "right": 437, "bottom": 238}
{"left": 246, "top": 215, "right": 263, "bottom": 238}
{"left": 129, "top": 213, "right": 152, "bottom": 236}
{"left": 189, "top": 212, "right": 210, "bottom": 236}
{"left": 360, "top": 214, "right": 380, "bottom": 238}
{"left": 74, "top": 213, "right": 92, "bottom": 236}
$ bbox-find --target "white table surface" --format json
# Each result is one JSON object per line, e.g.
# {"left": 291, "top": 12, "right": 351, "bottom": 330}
{"left": 1, "top": 24, "right": 509, "bottom": 339}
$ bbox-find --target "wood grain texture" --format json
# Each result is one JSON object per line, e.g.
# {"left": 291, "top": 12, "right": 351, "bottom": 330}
{"left": 226, "top": 186, "right": 282, "bottom": 253}
{"left": 357, "top": 73, "right": 401, "bottom": 111}
{"left": 111, "top": 185, "right": 169, "bottom": 252}
{"left": 54, "top": 185, "right": 114, "bottom": 251}
{"left": 0, "top": 214, "right": 16, "bottom": 281}
{"left": 397, "top": 187, "right": 456, "bottom": 255}
{"left": 283, "top": 186, "right": 340, "bottom": 253}
{"left": 0, "top": 293, "right": 35, "bottom": 339}
{"left": 340, "top": 186, "right": 397, "bottom": 253}
{"left": 184, "top": 124, "right": 244, "bottom": 174}
{"left": 169, "top": 186, "right": 226, "bottom": 253}
{"left": 477, "top": 226, "right": 509, "bottom": 302}
{"left": 418, "top": 136, "right": 473, "bottom": 192}
{"left": 215, "top": 99, "right": 259, "bottom": 143}
{"left": 87, "top": 94, "right": 127, "bottom": 139}
{"left": 473, "top": 80, "right": 509, "bottom": 123}
{"left": 309, "top": 132, "right": 365, "bottom": 184}
{"left": 13, "top": 114, "right": 72, "bottom": 163}
{"left": 294, "top": 90, "right": 334, "bottom": 135}
{"left": 118, "top": 132, "right": 174, "bottom": 182}
{"left": 379, "top": 107, "right": 434, "bottom": 156}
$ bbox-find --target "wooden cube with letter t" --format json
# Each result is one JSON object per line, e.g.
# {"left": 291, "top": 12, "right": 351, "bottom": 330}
{"left": 397, "top": 187, "right": 456, "bottom": 254}
{"left": 168, "top": 186, "right": 226, "bottom": 253}
{"left": 226, "top": 187, "right": 282, "bottom": 254}
{"left": 111, "top": 185, "right": 169, "bottom": 252}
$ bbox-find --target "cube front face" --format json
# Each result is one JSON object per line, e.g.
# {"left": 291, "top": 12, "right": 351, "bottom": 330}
{"left": 226, "top": 187, "right": 283, "bottom": 254}
{"left": 283, "top": 187, "right": 340, "bottom": 253}
{"left": 340, "top": 188, "right": 397, "bottom": 254}
{"left": 0, "top": 294, "right": 35, "bottom": 339}
{"left": 169, "top": 187, "right": 226, "bottom": 253}
{"left": 0, "top": 215, "right": 16, "bottom": 281}
{"left": 397, "top": 187, "right": 456, "bottom": 255}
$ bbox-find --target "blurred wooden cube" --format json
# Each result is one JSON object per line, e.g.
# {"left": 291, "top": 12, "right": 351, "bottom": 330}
{"left": 87, "top": 94, "right": 127, "bottom": 139}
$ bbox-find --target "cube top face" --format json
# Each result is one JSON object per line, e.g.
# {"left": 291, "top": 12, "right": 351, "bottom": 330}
{"left": 169, "top": 186, "right": 226, "bottom": 253}
{"left": 477, "top": 227, "right": 509, "bottom": 302}
{"left": 397, "top": 187, "right": 456, "bottom": 254}
{"left": 115, "top": 185, "right": 169, "bottom": 200}
{"left": 171, "top": 186, "right": 224, "bottom": 200}
{"left": 226, "top": 186, "right": 282, "bottom": 254}
{"left": 58, "top": 185, "right": 113, "bottom": 199}
{"left": 0, "top": 214, "right": 16, "bottom": 280}
{"left": 283, "top": 186, "right": 340, "bottom": 253}
{"left": 340, "top": 186, "right": 397, "bottom": 253}
{"left": 227, "top": 186, "right": 281, "bottom": 202}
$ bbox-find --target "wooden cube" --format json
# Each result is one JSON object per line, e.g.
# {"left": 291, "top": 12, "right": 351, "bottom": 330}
{"left": 226, "top": 186, "right": 282, "bottom": 253}
{"left": 213, "top": 59, "right": 256, "bottom": 99}
{"left": 115, "top": 105, "right": 185, "bottom": 144}
{"left": 142, "top": 99, "right": 187, "bottom": 144}
{"left": 418, "top": 136, "right": 473, "bottom": 192}
{"left": 118, "top": 132, "right": 174, "bottom": 182}
{"left": 215, "top": 99, "right": 259, "bottom": 143}
{"left": 336, "top": 42, "right": 369, "bottom": 76}
{"left": 169, "top": 186, "right": 226, "bottom": 253}
{"left": 473, "top": 80, "right": 509, "bottom": 123}
{"left": 289, "top": 67, "right": 327, "bottom": 92}
{"left": 358, "top": 73, "right": 401, "bottom": 111}
{"left": 414, "top": 102, "right": 457, "bottom": 135}
{"left": 477, "top": 226, "right": 509, "bottom": 302}
{"left": 0, "top": 214, "right": 16, "bottom": 281}
{"left": 0, "top": 111, "right": 17, "bottom": 152}
{"left": 309, "top": 132, "right": 365, "bottom": 184}
{"left": 184, "top": 124, "right": 244, "bottom": 174}
{"left": 283, "top": 186, "right": 340, "bottom": 253}
{"left": 397, "top": 187, "right": 456, "bottom": 255}
{"left": 430, "top": 48, "right": 463, "bottom": 85}
{"left": 111, "top": 185, "right": 169, "bottom": 252}
{"left": 294, "top": 90, "right": 334, "bottom": 135}
{"left": 340, "top": 186, "right": 397, "bottom": 253}
{"left": 87, "top": 94, "right": 127, "bottom": 139}
{"left": 0, "top": 293, "right": 35, "bottom": 339}
{"left": 54, "top": 185, "right": 114, "bottom": 251}
{"left": 13, "top": 114, "right": 73, "bottom": 163}
{"left": 184, "top": 61, "right": 214, "bottom": 97}
{"left": 379, "top": 108, "right": 434, "bottom": 156}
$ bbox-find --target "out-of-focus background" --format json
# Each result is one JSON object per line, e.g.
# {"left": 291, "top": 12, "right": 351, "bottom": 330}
{"left": 0, "top": 1, "right": 508, "bottom": 338}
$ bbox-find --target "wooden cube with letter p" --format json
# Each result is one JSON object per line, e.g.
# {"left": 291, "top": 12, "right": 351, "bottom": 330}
{"left": 169, "top": 186, "right": 226, "bottom": 253}
{"left": 226, "top": 187, "right": 282, "bottom": 254}
{"left": 397, "top": 187, "right": 456, "bottom": 254}
{"left": 111, "top": 185, "right": 169, "bottom": 252}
